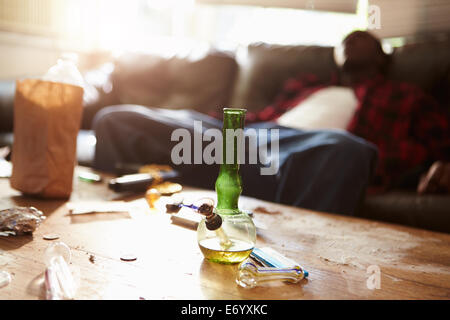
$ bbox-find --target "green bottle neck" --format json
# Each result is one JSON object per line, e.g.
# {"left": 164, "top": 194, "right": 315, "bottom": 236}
{"left": 215, "top": 108, "right": 246, "bottom": 215}
{"left": 221, "top": 108, "right": 245, "bottom": 171}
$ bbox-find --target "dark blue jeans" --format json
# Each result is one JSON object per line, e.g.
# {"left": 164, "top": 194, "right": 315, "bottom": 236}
{"left": 93, "top": 105, "right": 378, "bottom": 216}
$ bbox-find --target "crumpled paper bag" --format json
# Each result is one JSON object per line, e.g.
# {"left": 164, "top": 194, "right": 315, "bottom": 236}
{"left": 10, "top": 79, "right": 83, "bottom": 198}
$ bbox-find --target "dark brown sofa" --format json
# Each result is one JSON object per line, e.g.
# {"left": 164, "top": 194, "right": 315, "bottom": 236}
{"left": 1, "top": 35, "right": 449, "bottom": 233}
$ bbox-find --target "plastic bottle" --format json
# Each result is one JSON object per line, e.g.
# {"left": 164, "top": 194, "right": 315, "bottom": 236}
{"left": 42, "top": 53, "right": 85, "bottom": 88}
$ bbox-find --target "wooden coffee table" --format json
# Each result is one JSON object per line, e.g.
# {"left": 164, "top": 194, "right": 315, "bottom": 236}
{"left": 0, "top": 168, "right": 449, "bottom": 300}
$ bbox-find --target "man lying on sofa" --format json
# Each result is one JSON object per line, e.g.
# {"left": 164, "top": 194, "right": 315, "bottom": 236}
{"left": 234, "top": 30, "right": 450, "bottom": 195}
{"left": 220, "top": 30, "right": 450, "bottom": 195}
{"left": 92, "top": 31, "right": 449, "bottom": 216}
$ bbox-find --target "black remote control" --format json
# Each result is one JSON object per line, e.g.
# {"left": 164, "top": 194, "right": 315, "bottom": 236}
{"left": 108, "top": 170, "right": 179, "bottom": 193}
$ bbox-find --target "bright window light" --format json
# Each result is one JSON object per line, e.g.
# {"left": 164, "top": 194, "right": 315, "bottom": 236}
{"left": 191, "top": 4, "right": 364, "bottom": 47}
{"left": 0, "top": 0, "right": 369, "bottom": 51}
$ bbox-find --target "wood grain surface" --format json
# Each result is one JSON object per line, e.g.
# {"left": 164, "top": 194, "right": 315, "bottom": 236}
{"left": 0, "top": 168, "right": 449, "bottom": 300}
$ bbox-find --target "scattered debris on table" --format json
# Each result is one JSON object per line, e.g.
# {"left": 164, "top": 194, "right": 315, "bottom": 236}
{"left": 43, "top": 234, "right": 60, "bottom": 240}
{"left": 145, "top": 182, "right": 182, "bottom": 210}
{"left": 44, "top": 242, "right": 76, "bottom": 300}
{"left": 145, "top": 188, "right": 161, "bottom": 208}
{"left": 0, "top": 207, "right": 45, "bottom": 236}
{"left": 252, "top": 206, "right": 281, "bottom": 215}
{"left": 66, "top": 201, "right": 129, "bottom": 215}
{"left": 89, "top": 254, "right": 96, "bottom": 264}
{"left": 78, "top": 171, "right": 102, "bottom": 183}
{"left": 0, "top": 271, "right": 11, "bottom": 288}
{"left": 120, "top": 253, "right": 137, "bottom": 262}
{"left": 151, "top": 181, "right": 182, "bottom": 196}
{"left": 166, "top": 202, "right": 183, "bottom": 214}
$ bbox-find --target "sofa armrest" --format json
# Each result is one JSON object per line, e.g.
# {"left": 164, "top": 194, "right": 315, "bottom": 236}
{"left": 0, "top": 80, "right": 15, "bottom": 133}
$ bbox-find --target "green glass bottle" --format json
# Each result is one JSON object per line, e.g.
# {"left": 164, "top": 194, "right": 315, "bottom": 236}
{"left": 197, "top": 108, "right": 256, "bottom": 264}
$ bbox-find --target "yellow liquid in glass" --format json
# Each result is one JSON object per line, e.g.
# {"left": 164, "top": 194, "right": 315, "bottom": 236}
{"left": 199, "top": 238, "right": 253, "bottom": 264}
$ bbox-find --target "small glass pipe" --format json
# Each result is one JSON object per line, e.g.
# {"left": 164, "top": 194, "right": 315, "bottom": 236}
{"left": 44, "top": 242, "right": 77, "bottom": 300}
{"left": 236, "top": 261, "right": 307, "bottom": 289}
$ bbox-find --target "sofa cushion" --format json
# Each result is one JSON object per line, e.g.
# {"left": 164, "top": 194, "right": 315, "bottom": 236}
{"left": 388, "top": 37, "right": 450, "bottom": 108}
{"left": 0, "top": 81, "right": 15, "bottom": 133}
{"left": 231, "top": 43, "right": 337, "bottom": 111}
{"left": 231, "top": 37, "right": 450, "bottom": 113}
{"left": 111, "top": 48, "right": 238, "bottom": 114}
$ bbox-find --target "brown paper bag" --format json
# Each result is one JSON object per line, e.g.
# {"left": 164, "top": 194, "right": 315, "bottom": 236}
{"left": 10, "top": 79, "right": 83, "bottom": 199}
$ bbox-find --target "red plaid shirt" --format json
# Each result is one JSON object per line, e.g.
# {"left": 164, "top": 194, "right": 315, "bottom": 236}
{"left": 213, "top": 73, "right": 450, "bottom": 189}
